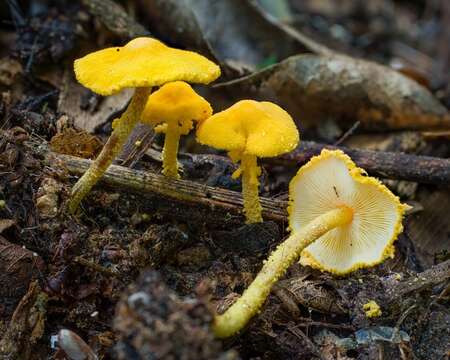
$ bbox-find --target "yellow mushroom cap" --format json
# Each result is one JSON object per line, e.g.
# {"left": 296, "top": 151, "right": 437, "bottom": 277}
{"left": 74, "top": 38, "right": 221, "bottom": 96}
{"left": 196, "top": 100, "right": 299, "bottom": 157}
{"left": 288, "top": 149, "right": 408, "bottom": 275}
{"left": 141, "top": 81, "right": 212, "bottom": 134}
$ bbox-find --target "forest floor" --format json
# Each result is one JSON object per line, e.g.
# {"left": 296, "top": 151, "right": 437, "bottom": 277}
{"left": 0, "top": 0, "right": 449, "bottom": 359}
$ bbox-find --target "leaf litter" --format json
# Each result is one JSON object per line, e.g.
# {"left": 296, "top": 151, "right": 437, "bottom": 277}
{"left": 0, "top": 0, "right": 449, "bottom": 359}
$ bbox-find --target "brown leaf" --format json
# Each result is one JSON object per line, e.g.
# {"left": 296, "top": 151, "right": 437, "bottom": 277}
{"left": 57, "top": 69, "right": 132, "bottom": 133}
{"left": 139, "top": 0, "right": 313, "bottom": 76}
{"left": 0, "top": 236, "right": 45, "bottom": 320}
{"left": 81, "top": 0, "right": 149, "bottom": 39}
{"left": 50, "top": 128, "right": 102, "bottom": 159}
{"left": 406, "top": 189, "right": 450, "bottom": 267}
{"left": 278, "top": 279, "right": 347, "bottom": 315}
{"left": 215, "top": 54, "right": 450, "bottom": 130}
{"left": 0, "top": 281, "right": 48, "bottom": 359}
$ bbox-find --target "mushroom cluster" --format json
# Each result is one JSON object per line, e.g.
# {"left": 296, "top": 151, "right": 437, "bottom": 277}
{"left": 67, "top": 38, "right": 220, "bottom": 213}
{"left": 66, "top": 38, "right": 409, "bottom": 340}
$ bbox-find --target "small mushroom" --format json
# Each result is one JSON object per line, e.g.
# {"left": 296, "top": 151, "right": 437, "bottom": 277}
{"left": 363, "top": 300, "right": 382, "bottom": 318}
{"left": 291, "top": 150, "right": 408, "bottom": 275}
{"left": 141, "top": 81, "right": 212, "bottom": 178}
{"left": 196, "top": 100, "right": 299, "bottom": 223}
{"left": 67, "top": 38, "right": 220, "bottom": 213}
{"left": 213, "top": 149, "right": 408, "bottom": 338}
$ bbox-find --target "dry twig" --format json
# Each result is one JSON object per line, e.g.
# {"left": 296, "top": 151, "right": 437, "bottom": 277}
{"left": 51, "top": 153, "right": 287, "bottom": 221}
{"left": 269, "top": 141, "right": 450, "bottom": 186}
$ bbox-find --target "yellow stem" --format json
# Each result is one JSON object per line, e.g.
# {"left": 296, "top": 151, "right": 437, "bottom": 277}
{"left": 67, "top": 87, "right": 151, "bottom": 214}
{"left": 162, "top": 121, "right": 181, "bottom": 179}
{"left": 213, "top": 206, "right": 353, "bottom": 338}
{"left": 241, "top": 154, "right": 262, "bottom": 223}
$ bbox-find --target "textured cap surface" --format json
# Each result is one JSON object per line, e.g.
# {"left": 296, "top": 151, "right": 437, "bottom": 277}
{"left": 196, "top": 100, "right": 299, "bottom": 157}
{"left": 74, "top": 38, "right": 221, "bottom": 95}
{"left": 141, "top": 81, "right": 212, "bottom": 134}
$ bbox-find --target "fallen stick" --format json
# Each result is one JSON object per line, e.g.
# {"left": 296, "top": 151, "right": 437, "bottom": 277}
{"left": 386, "top": 259, "right": 450, "bottom": 303}
{"left": 51, "top": 139, "right": 449, "bottom": 223}
{"left": 268, "top": 141, "right": 450, "bottom": 186}
{"left": 52, "top": 153, "right": 288, "bottom": 222}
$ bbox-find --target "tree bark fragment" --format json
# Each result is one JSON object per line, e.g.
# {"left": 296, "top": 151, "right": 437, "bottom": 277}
{"left": 51, "top": 153, "right": 288, "bottom": 222}
{"left": 269, "top": 141, "right": 450, "bottom": 186}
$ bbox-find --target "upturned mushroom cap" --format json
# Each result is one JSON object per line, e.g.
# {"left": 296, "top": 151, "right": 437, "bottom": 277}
{"left": 288, "top": 149, "right": 408, "bottom": 275}
{"left": 196, "top": 100, "right": 299, "bottom": 157}
{"left": 141, "top": 81, "right": 212, "bottom": 134}
{"left": 74, "top": 38, "right": 221, "bottom": 96}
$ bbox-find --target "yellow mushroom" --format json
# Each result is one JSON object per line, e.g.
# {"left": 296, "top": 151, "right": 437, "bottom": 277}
{"left": 141, "top": 81, "right": 212, "bottom": 178}
{"left": 363, "top": 300, "right": 382, "bottom": 318}
{"left": 291, "top": 150, "right": 407, "bottom": 275}
{"left": 67, "top": 38, "right": 220, "bottom": 213}
{"left": 213, "top": 149, "right": 408, "bottom": 338}
{"left": 196, "top": 100, "right": 299, "bottom": 223}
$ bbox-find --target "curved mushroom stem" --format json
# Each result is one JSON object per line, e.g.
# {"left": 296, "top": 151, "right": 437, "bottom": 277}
{"left": 213, "top": 206, "right": 353, "bottom": 338}
{"left": 162, "top": 121, "right": 181, "bottom": 178}
{"left": 239, "top": 154, "right": 262, "bottom": 223}
{"left": 67, "top": 87, "right": 151, "bottom": 214}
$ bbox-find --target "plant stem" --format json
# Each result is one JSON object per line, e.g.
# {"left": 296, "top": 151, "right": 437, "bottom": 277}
{"left": 67, "top": 87, "right": 151, "bottom": 214}
{"left": 241, "top": 154, "right": 262, "bottom": 223}
{"left": 162, "top": 121, "right": 181, "bottom": 178}
{"left": 213, "top": 206, "right": 353, "bottom": 338}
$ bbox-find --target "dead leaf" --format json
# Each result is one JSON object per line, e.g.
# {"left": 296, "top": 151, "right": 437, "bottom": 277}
{"left": 0, "top": 281, "right": 48, "bottom": 359}
{"left": 257, "top": 0, "right": 293, "bottom": 22}
{"left": 0, "top": 236, "right": 45, "bottom": 319}
{"left": 57, "top": 69, "right": 132, "bottom": 133}
{"left": 50, "top": 128, "right": 102, "bottom": 159}
{"left": 407, "top": 188, "right": 450, "bottom": 267}
{"left": 81, "top": 0, "right": 149, "bottom": 39}
{"left": 278, "top": 279, "right": 347, "bottom": 315}
{"left": 140, "top": 0, "right": 312, "bottom": 75}
{"left": 215, "top": 54, "right": 450, "bottom": 130}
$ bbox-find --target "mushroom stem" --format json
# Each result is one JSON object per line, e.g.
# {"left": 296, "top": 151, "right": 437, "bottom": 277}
{"left": 162, "top": 122, "right": 181, "bottom": 178}
{"left": 213, "top": 206, "right": 353, "bottom": 338}
{"left": 67, "top": 87, "right": 151, "bottom": 214}
{"left": 240, "top": 154, "right": 263, "bottom": 223}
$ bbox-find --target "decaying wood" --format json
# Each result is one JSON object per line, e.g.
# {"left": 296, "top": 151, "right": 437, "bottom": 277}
{"left": 49, "top": 137, "right": 450, "bottom": 223}
{"left": 386, "top": 259, "right": 450, "bottom": 303}
{"left": 268, "top": 141, "right": 450, "bottom": 186}
{"left": 51, "top": 153, "right": 288, "bottom": 222}
{"left": 116, "top": 123, "right": 156, "bottom": 168}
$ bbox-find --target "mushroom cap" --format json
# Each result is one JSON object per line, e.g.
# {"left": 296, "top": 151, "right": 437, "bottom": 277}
{"left": 74, "top": 38, "right": 221, "bottom": 96}
{"left": 196, "top": 100, "right": 299, "bottom": 157}
{"left": 288, "top": 149, "right": 407, "bottom": 275}
{"left": 141, "top": 81, "right": 212, "bottom": 135}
